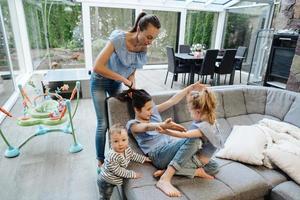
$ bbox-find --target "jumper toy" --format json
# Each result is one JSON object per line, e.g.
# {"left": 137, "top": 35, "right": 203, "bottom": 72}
{"left": 0, "top": 81, "right": 83, "bottom": 158}
{"left": 0, "top": 107, "right": 19, "bottom": 158}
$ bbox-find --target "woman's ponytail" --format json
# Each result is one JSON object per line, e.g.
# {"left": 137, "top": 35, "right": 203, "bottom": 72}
{"left": 129, "top": 12, "right": 161, "bottom": 33}
{"left": 129, "top": 12, "right": 147, "bottom": 32}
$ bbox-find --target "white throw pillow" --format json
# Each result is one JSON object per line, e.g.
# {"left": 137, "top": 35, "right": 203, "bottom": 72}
{"left": 265, "top": 142, "right": 300, "bottom": 184}
{"left": 216, "top": 125, "right": 267, "bottom": 165}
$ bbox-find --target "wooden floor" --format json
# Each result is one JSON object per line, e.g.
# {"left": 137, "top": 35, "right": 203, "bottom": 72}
{"left": 0, "top": 69, "right": 247, "bottom": 200}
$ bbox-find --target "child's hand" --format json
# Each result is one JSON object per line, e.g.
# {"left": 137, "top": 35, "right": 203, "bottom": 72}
{"left": 161, "top": 118, "right": 186, "bottom": 132}
{"left": 190, "top": 82, "right": 208, "bottom": 92}
{"left": 145, "top": 157, "right": 152, "bottom": 162}
{"left": 155, "top": 125, "right": 167, "bottom": 134}
{"left": 134, "top": 172, "right": 143, "bottom": 179}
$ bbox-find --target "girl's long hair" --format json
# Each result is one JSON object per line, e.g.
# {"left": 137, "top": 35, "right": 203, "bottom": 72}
{"left": 129, "top": 12, "right": 161, "bottom": 32}
{"left": 187, "top": 89, "right": 217, "bottom": 125}
{"left": 116, "top": 89, "right": 152, "bottom": 117}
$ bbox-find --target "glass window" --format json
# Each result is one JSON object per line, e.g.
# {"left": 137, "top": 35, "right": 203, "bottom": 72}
{"left": 90, "top": 7, "right": 135, "bottom": 62}
{"left": 224, "top": 5, "right": 271, "bottom": 72}
{"left": 0, "top": 3, "right": 15, "bottom": 105}
{"left": 185, "top": 10, "right": 218, "bottom": 50}
{"left": 144, "top": 10, "right": 180, "bottom": 64}
{"left": 24, "top": 0, "right": 84, "bottom": 70}
{"left": 1, "top": 0, "right": 20, "bottom": 77}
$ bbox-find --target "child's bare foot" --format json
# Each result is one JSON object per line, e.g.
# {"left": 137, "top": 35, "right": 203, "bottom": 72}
{"left": 153, "top": 170, "right": 165, "bottom": 178}
{"left": 156, "top": 179, "right": 181, "bottom": 197}
{"left": 195, "top": 168, "right": 215, "bottom": 179}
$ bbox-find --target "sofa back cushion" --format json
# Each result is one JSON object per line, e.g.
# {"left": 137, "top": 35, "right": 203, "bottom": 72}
{"left": 173, "top": 98, "right": 191, "bottom": 123}
{"left": 222, "top": 89, "right": 247, "bottom": 118}
{"left": 213, "top": 90, "right": 225, "bottom": 118}
{"left": 243, "top": 88, "right": 267, "bottom": 114}
{"left": 107, "top": 97, "right": 131, "bottom": 127}
{"left": 152, "top": 93, "right": 175, "bottom": 121}
{"left": 265, "top": 90, "right": 295, "bottom": 120}
{"left": 284, "top": 96, "right": 300, "bottom": 127}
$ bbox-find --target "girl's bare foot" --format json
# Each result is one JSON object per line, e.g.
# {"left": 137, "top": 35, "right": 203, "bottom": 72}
{"left": 195, "top": 168, "right": 215, "bottom": 179}
{"left": 153, "top": 170, "right": 165, "bottom": 178}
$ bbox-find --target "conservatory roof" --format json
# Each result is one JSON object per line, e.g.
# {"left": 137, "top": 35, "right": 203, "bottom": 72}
{"left": 75, "top": 0, "right": 275, "bottom": 12}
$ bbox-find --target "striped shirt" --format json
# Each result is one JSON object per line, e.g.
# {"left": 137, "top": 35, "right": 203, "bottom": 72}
{"left": 99, "top": 147, "right": 147, "bottom": 185}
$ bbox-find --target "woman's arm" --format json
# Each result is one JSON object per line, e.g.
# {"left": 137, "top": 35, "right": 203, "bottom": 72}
{"left": 161, "top": 129, "right": 203, "bottom": 138}
{"left": 157, "top": 82, "right": 206, "bottom": 113}
{"left": 93, "top": 41, "right": 132, "bottom": 87}
{"left": 130, "top": 118, "right": 186, "bottom": 133}
{"left": 127, "top": 70, "right": 136, "bottom": 89}
{"left": 130, "top": 122, "right": 163, "bottom": 133}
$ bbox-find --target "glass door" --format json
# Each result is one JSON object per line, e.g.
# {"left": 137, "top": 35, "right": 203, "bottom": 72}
{"left": 0, "top": 4, "right": 15, "bottom": 106}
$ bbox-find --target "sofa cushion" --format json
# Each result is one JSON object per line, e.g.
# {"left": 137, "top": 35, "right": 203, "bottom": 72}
{"left": 265, "top": 90, "right": 295, "bottom": 120}
{"left": 152, "top": 93, "right": 175, "bottom": 121}
{"left": 214, "top": 91, "right": 225, "bottom": 118}
{"left": 284, "top": 96, "right": 300, "bottom": 128}
{"left": 222, "top": 90, "right": 247, "bottom": 118}
{"left": 226, "top": 115, "right": 253, "bottom": 127}
{"left": 247, "top": 165, "right": 287, "bottom": 188}
{"left": 177, "top": 178, "right": 235, "bottom": 200}
{"left": 243, "top": 88, "right": 267, "bottom": 114}
{"left": 107, "top": 97, "right": 131, "bottom": 127}
{"left": 216, "top": 118, "right": 232, "bottom": 143}
{"left": 173, "top": 98, "right": 190, "bottom": 123}
{"left": 265, "top": 144, "right": 300, "bottom": 184}
{"left": 270, "top": 181, "right": 300, "bottom": 200}
{"left": 215, "top": 162, "right": 269, "bottom": 199}
{"left": 124, "top": 185, "right": 189, "bottom": 200}
{"left": 125, "top": 162, "right": 157, "bottom": 188}
{"left": 248, "top": 114, "right": 280, "bottom": 124}
{"left": 216, "top": 125, "right": 267, "bottom": 165}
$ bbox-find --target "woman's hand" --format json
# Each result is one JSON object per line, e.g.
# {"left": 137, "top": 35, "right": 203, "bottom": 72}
{"left": 124, "top": 80, "right": 133, "bottom": 89}
{"left": 145, "top": 157, "right": 152, "bottom": 162}
{"left": 160, "top": 118, "right": 186, "bottom": 132}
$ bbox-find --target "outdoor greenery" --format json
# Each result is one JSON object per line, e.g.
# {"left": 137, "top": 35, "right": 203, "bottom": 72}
{"left": 21, "top": 1, "right": 255, "bottom": 67}
{"left": 24, "top": 1, "right": 82, "bottom": 50}
{"left": 145, "top": 10, "right": 179, "bottom": 64}
{"left": 90, "top": 7, "right": 134, "bottom": 61}
{"left": 224, "top": 13, "right": 250, "bottom": 48}
{"left": 185, "top": 11, "right": 216, "bottom": 49}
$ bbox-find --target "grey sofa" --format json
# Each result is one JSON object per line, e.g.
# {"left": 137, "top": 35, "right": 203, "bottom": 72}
{"left": 107, "top": 85, "right": 300, "bottom": 200}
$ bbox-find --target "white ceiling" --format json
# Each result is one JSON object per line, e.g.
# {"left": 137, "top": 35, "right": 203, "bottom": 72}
{"left": 75, "top": 0, "right": 276, "bottom": 12}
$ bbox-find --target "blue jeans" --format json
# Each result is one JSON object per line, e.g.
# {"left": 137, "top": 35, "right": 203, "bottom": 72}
{"left": 90, "top": 73, "right": 121, "bottom": 162}
{"left": 97, "top": 177, "right": 115, "bottom": 200}
{"left": 148, "top": 138, "right": 201, "bottom": 177}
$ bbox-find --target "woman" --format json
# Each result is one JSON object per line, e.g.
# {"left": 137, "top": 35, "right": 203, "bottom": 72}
{"left": 90, "top": 12, "right": 161, "bottom": 169}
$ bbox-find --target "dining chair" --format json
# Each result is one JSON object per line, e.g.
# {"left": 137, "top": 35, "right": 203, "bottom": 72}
{"left": 195, "top": 49, "right": 219, "bottom": 85}
{"left": 234, "top": 46, "right": 247, "bottom": 83}
{"left": 179, "top": 44, "right": 191, "bottom": 53}
{"left": 178, "top": 44, "right": 191, "bottom": 83}
{"left": 165, "top": 46, "right": 191, "bottom": 88}
{"left": 214, "top": 49, "right": 237, "bottom": 85}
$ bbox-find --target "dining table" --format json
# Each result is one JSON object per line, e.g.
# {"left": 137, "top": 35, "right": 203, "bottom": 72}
{"left": 175, "top": 53, "right": 244, "bottom": 85}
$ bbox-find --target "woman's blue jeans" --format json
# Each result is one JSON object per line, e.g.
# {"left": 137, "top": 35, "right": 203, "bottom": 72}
{"left": 148, "top": 138, "right": 202, "bottom": 178}
{"left": 90, "top": 73, "right": 121, "bottom": 162}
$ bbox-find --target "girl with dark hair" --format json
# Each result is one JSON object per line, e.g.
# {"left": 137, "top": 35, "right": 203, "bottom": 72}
{"left": 121, "top": 82, "right": 222, "bottom": 197}
{"left": 90, "top": 12, "right": 161, "bottom": 170}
